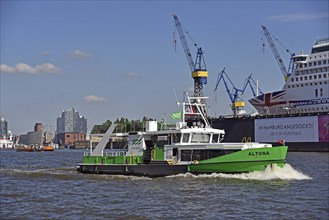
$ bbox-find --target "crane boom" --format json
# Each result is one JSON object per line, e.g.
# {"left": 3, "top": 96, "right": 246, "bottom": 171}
{"left": 173, "top": 14, "right": 208, "bottom": 98}
{"left": 261, "top": 25, "right": 288, "bottom": 79}
{"left": 173, "top": 14, "right": 195, "bottom": 72}
{"left": 214, "top": 68, "right": 263, "bottom": 116}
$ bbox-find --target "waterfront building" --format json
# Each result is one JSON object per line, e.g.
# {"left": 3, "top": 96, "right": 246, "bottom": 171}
{"left": 56, "top": 108, "right": 87, "bottom": 146}
{"left": 19, "top": 123, "right": 43, "bottom": 146}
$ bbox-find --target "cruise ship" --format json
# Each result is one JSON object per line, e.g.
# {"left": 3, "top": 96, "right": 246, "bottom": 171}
{"left": 210, "top": 38, "right": 328, "bottom": 152}
{"left": 249, "top": 38, "right": 329, "bottom": 115}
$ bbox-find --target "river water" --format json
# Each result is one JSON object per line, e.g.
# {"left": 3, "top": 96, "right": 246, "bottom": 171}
{"left": 0, "top": 149, "right": 328, "bottom": 220}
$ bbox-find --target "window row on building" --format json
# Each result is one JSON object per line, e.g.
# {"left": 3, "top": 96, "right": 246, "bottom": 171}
{"left": 298, "top": 59, "right": 328, "bottom": 69}
{"left": 287, "top": 80, "right": 328, "bottom": 89}
{"left": 309, "top": 53, "right": 328, "bottom": 60}
{"left": 295, "top": 67, "right": 328, "bottom": 75}
{"left": 297, "top": 106, "right": 329, "bottom": 112}
{"left": 291, "top": 73, "right": 328, "bottom": 82}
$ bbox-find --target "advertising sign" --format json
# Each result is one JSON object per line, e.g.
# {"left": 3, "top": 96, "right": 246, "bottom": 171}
{"left": 255, "top": 116, "right": 319, "bottom": 142}
{"left": 318, "top": 115, "right": 329, "bottom": 142}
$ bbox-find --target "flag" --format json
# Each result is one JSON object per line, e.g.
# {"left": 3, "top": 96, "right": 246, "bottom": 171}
{"left": 171, "top": 111, "right": 182, "bottom": 120}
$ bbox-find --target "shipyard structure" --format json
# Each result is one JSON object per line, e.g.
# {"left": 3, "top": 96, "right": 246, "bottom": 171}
{"left": 211, "top": 36, "right": 329, "bottom": 152}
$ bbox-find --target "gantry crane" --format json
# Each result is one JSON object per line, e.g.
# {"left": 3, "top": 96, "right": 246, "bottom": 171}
{"left": 173, "top": 14, "right": 208, "bottom": 98}
{"left": 214, "top": 68, "right": 263, "bottom": 116}
{"left": 261, "top": 25, "right": 295, "bottom": 81}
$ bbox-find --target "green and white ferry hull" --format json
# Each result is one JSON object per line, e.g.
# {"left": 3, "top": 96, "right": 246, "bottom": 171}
{"left": 77, "top": 95, "right": 288, "bottom": 177}
{"left": 78, "top": 145, "right": 287, "bottom": 177}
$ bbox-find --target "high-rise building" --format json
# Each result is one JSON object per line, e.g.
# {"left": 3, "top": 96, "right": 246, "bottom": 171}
{"left": 0, "top": 116, "right": 8, "bottom": 137}
{"left": 57, "top": 108, "right": 87, "bottom": 134}
{"left": 56, "top": 108, "right": 87, "bottom": 146}
{"left": 34, "top": 123, "right": 43, "bottom": 132}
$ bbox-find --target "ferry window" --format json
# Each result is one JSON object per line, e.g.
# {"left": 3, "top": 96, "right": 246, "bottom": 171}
{"left": 318, "top": 61, "right": 321, "bottom": 65}
{"left": 309, "top": 63, "right": 312, "bottom": 67}
{"left": 305, "top": 83, "right": 308, "bottom": 86}
{"left": 301, "top": 84, "right": 304, "bottom": 87}
{"left": 212, "top": 134, "right": 219, "bottom": 143}
{"left": 182, "top": 133, "right": 190, "bottom": 143}
{"left": 299, "top": 64, "right": 303, "bottom": 68}
{"left": 315, "top": 89, "right": 318, "bottom": 97}
{"left": 181, "top": 150, "right": 192, "bottom": 161}
{"left": 304, "top": 64, "right": 307, "bottom": 68}
{"left": 309, "top": 75, "right": 312, "bottom": 80}
{"left": 191, "top": 133, "right": 210, "bottom": 143}
{"left": 314, "top": 75, "right": 317, "bottom": 79}
{"left": 292, "top": 85, "right": 294, "bottom": 88}
{"left": 291, "top": 78, "right": 294, "bottom": 82}
{"left": 173, "top": 148, "right": 178, "bottom": 156}
{"left": 304, "top": 76, "right": 307, "bottom": 80}
{"left": 319, "top": 74, "right": 322, "bottom": 79}
{"left": 313, "top": 62, "right": 316, "bottom": 66}
{"left": 315, "top": 82, "right": 317, "bottom": 85}
{"left": 296, "top": 84, "right": 299, "bottom": 87}
{"left": 324, "top": 74, "right": 327, "bottom": 78}
{"left": 324, "top": 60, "right": 327, "bottom": 64}
{"left": 320, "top": 88, "right": 323, "bottom": 97}
{"left": 172, "top": 133, "right": 181, "bottom": 143}
{"left": 300, "top": 77, "right": 303, "bottom": 81}
{"left": 296, "top": 77, "right": 299, "bottom": 82}
{"left": 288, "top": 86, "right": 290, "bottom": 88}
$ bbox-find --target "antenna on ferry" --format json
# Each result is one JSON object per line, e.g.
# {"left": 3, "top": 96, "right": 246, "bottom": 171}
{"left": 173, "top": 89, "right": 180, "bottom": 105}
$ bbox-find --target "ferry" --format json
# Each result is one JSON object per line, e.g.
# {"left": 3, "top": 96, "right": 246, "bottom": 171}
{"left": 77, "top": 95, "right": 288, "bottom": 177}
{"left": 249, "top": 38, "right": 329, "bottom": 115}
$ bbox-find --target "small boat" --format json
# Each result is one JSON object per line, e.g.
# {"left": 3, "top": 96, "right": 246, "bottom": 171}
{"left": 42, "top": 145, "right": 54, "bottom": 151}
{"left": 16, "top": 145, "right": 34, "bottom": 152}
{"left": 77, "top": 94, "right": 288, "bottom": 177}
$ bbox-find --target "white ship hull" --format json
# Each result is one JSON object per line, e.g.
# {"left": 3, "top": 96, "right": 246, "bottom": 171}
{"left": 250, "top": 38, "right": 329, "bottom": 115}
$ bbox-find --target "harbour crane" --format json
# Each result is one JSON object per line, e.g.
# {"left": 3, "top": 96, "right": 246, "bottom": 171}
{"left": 173, "top": 14, "right": 208, "bottom": 98}
{"left": 214, "top": 68, "right": 263, "bottom": 116}
{"left": 261, "top": 25, "right": 295, "bottom": 81}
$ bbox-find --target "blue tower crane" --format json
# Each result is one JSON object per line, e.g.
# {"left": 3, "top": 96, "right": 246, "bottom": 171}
{"left": 214, "top": 68, "right": 263, "bottom": 116}
{"left": 173, "top": 14, "right": 208, "bottom": 98}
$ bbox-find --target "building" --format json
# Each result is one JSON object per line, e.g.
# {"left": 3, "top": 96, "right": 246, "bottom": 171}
{"left": 57, "top": 108, "right": 87, "bottom": 134}
{"left": 34, "top": 123, "right": 43, "bottom": 132}
{"left": 56, "top": 108, "right": 87, "bottom": 146}
{"left": 0, "top": 116, "right": 8, "bottom": 137}
{"left": 19, "top": 123, "right": 44, "bottom": 146}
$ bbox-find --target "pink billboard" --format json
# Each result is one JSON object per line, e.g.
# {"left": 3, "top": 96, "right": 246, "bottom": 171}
{"left": 318, "top": 115, "right": 329, "bottom": 142}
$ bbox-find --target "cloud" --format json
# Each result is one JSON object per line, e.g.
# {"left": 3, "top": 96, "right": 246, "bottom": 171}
{"left": 0, "top": 63, "right": 61, "bottom": 75}
{"left": 119, "top": 72, "right": 141, "bottom": 78}
{"left": 69, "top": 49, "right": 92, "bottom": 59}
{"left": 40, "top": 51, "right": 51, "bottom": 56}
{"left": 267, "top": 12, "right": 328, "bottom": 22}
{"left": 84, "top": 95, "right": 107, "bottom": 103}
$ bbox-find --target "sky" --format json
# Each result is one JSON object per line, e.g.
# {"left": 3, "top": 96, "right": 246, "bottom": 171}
{"left": 0, "top": 0, "right": 328, "bottom": 134}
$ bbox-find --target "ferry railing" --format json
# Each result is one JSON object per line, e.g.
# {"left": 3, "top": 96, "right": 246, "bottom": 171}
{"left": 84, "top": 149, "right": 127, "bottom": 157}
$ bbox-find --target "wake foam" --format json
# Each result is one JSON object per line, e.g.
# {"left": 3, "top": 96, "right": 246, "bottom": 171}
{"left": 168, "top": 163, "right": 312, "bottom": 180}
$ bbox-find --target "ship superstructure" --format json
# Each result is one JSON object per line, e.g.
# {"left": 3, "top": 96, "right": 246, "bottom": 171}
{"left": 249, "top": 38, "right": 329, "bottom": 115}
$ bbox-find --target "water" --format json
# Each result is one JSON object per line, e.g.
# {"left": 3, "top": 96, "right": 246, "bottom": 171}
{"left": 0, "top": 150, "right": 328, "bottom": 220}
